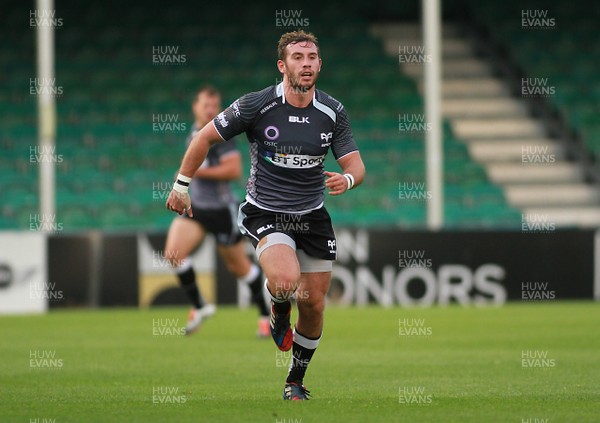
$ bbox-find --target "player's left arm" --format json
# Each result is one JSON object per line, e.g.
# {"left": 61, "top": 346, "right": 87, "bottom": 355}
{"left": 325, "top": 151, "right": 365, "bottom": 196}
{"left": 325, "top": 103, "right": 365, "bottom": 196}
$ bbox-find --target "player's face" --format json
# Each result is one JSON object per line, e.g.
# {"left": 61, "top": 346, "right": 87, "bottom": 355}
{"left": 279, "top": 41, "right": 322, "bottom": 92}
{"left": 193, "top": 93, "right": 221, "bottom": 124}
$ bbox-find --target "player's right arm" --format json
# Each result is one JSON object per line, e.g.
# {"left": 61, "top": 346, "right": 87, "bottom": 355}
{"left": 166, "top": 91, "right": 260, "bottom": 215}
{"left": 181, "top": 123, "right": 223, "bottom": 180}
{"left": 165, "top": 122, "right": 222, "bottom": 216}
{"left": 166, "top": 89, "right": 269, "bottom": 215}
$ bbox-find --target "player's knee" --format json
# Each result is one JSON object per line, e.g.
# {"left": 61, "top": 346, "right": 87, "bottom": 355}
{"left": 297, "top": 292, "right": 325, "bottom": 315}
{"left": 224, "top": 259, "right": 241, "bottom": 276}
{"left": 297, "top": 288, "right": 325, "bottom": 309}
{"left": 267, "top": 269, "right": 300, "bottom": 293}
{"left": 225, "top": 256, "right": 251, "bottom": 277}
{"left": 224, "top": 259, "right": 240, "bottom": 276}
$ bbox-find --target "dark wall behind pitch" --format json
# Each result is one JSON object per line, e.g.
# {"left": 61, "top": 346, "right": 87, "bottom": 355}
{"left": 48, "top": 233, "right": 138, "bottom": 308}
{"left": 47, "top": 229, "right": 596, "bottom": 308}
{"left": 365, "top": 230, "right": 594, "bottom": 301}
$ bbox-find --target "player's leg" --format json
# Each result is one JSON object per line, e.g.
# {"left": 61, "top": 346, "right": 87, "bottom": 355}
{"left": 237, "top": 201, "right": 301, "bottom": 347}
{"left": 217, "top": 240, "right": 270, "bottom": 336}
{"left": 165, "top": 216, "right": 205, "bottom": 308}
{"left": 294, "top": 271, "right": 330, "bottom": 338}
{"left": 285, "top": 270, "right": 330, "bottom": 394}
{"left": 259, "top": 242, "right": 301, "bottom": 351}
{"left": 164, "top": 216, "right": 215, "bottom": 334}
{"left": 281, "top": 206, "right": 336, "bottom": 400}
{"left": 260, "top": 243, "right": 301, "bottom": 296}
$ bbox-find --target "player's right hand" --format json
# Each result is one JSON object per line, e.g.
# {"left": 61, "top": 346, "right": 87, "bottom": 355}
{"left": 166, "top": 189, "right": 193, "bottom": 217}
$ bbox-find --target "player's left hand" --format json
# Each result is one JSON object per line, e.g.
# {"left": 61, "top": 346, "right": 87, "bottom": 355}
{"left": 324, "top": 171, "right": 348, "bottom": 196}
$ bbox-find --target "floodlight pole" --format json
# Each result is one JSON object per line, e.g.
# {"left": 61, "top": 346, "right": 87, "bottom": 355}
{"left": 37, "top": 0, "right": 56, "bottom": 230}
{"left": 423, "top": 0, "right": 444, "bottom": 229}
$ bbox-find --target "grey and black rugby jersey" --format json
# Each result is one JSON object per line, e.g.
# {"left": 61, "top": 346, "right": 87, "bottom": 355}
{"left": 186, "top": 125, "right": 239, "bottom": 209}
{"left": 212, "top": 83, "right": 358, "bottom": 213}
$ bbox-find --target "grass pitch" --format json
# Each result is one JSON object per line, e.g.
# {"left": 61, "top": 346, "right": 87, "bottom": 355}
{"left": 1, "top": 302, "right": 599, "bottom": 422}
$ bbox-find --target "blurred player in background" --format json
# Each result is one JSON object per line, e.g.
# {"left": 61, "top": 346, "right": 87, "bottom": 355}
{"left": 164, "top": 86, "right": 270, "bottom": 336}
{"left": 166, "top": 32, "right": 365, "bottom": 400}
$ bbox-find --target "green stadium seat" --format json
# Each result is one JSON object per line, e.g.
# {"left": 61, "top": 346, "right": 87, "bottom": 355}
{"left": 0, "top": 0, "right": 526, "bottom": 231}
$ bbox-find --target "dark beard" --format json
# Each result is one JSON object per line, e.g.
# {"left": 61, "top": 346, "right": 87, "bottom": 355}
{"left": 287, "top": 71, "right": 318, "bottom": 94}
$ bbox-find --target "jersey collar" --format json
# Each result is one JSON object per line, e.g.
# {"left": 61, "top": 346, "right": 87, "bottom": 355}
{"left": 277, "top": 81, "right": 317, "bottom": 106}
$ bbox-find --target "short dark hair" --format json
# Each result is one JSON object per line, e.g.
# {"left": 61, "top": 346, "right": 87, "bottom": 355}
{"left": 195, "top": 85, "right": 220, "bottom": 102}
{"left": 277, "top": 30, "right": 320, "bottom": 61}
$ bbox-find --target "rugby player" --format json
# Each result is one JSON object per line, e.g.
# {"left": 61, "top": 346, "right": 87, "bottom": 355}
{"left": 164, "top": 86, "right": 270, "bottom": 336}
{"left": 166, "top": 32, "right": 365, "bottom": 400}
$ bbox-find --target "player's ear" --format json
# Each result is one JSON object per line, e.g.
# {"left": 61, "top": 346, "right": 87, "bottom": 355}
{"left": 277, "top": 59, "right": 286, "bottom": 73}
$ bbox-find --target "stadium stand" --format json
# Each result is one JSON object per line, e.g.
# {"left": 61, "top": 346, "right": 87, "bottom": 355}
{"left": 460, "top": 0, "right": 600, "bottom": 226}
{"left": 12, "top": 0, "right": 589, "bottom": 232}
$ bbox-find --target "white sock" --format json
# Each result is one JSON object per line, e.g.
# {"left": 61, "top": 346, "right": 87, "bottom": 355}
{"left": 237, "top": 263, "right": 260, "bottom": 284}
{"left": 293, "top": 327, "right": 321, "bottom": 349}
{"left": 265, "top": 278, "right": 287, "bottom": 303}
{"left": 175, "top": 257, "right": 192, "bottom": 274}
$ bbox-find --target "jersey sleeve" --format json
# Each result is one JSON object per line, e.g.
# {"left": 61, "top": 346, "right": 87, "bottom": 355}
{"left": 212, "top": 97, "right": 248, "bottom": 141}
{"left": 331, "top": 105, "right": 358, "bottom": 160}
{"left": 212, "top": 88, "right": 273, "bottom": 141}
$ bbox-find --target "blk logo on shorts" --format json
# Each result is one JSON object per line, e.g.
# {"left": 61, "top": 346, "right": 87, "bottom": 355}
{"left": 257, "top": 224, "right": 274, "bottom": 234}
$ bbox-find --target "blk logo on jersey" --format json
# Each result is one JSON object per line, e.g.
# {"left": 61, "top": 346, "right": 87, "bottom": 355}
{"left": 289, "top": 116, "right": 310, "bottom": 124}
